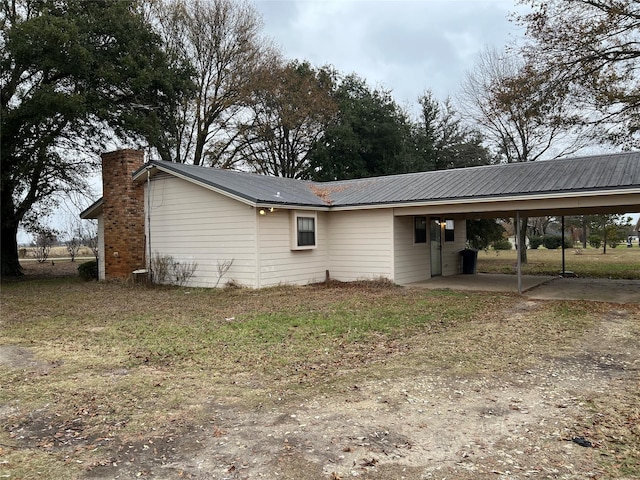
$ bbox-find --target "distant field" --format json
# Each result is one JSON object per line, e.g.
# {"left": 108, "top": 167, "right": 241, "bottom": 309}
{"left": 477, "top": 246, "right": 640, "bottom": 279}
{"left": 18, "top": 245, "right": 93, "bottom": 260}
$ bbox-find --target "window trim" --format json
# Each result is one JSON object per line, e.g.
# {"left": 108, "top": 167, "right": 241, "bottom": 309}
{"left": 291, "top": 211, "right": 317, "bottom": 250}
{"left": 444, "top": 219, "right": 455, "bottom": 242}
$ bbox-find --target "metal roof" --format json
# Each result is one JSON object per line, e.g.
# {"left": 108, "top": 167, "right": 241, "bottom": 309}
{"left": 136, "top": 161, "right": 325, "bottom": 207}
{"left": 136, "top": 152, "right": 640, "bottom": 209}
{"left": 326, "top": 152, "right": 640, "bottom": 206}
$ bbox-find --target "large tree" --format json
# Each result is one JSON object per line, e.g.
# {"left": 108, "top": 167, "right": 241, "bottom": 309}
{"left": 308, "top": 82, "right": 493, "bottom": 182}
{"left": 1, "top": 0, "right": 191, "bottom": 276}
{"left": 516, "top": 0, "right": 640, "bottom": 147}
{"left": 414, "top": 91, "right": 495, "bottom": 171}
{"left": 458, "top": 47, "right": 590, "bottom": 262}
{"left": 308, "top": 74, "right": 413, "bottom": 181}
{"left": 150, "top": 0, "right": 278, "bottom": 165}
{"left": 459, "top": 47, "right": 587, "bottom": 164}
{"left": 226, "top": 60, "right": 337, "bottom": 179}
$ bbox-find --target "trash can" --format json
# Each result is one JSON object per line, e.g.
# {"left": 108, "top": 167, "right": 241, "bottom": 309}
{"left": 460, "top": 249, "right": 478, "bottom": 274}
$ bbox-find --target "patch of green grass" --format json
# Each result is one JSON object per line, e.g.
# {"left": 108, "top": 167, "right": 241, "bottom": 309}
{"left": 0, "top": 449, "right": 78, "bottom": 480}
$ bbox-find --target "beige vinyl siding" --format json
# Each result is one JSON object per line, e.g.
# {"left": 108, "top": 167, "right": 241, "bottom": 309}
{"left": 393, "top": 216, "right": 430, "bottom": 284}
{"left": 441, "top": 220, "right": 467, "bottom": 276}
{"left": 257, "top": 210, "right": 328, "bottom": 287}
{"left": 327, "top": 209, "right": 394, "bottom": 282}
{"left": 146, "top": 174, "right": 256, "bottom": 288}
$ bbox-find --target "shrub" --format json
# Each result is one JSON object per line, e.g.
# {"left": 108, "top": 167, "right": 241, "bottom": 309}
{"left": 150, "top": 252, "right": 198, "bottom": 287}
{"left": 529, "top": 236, "right": 543, "bottom": 250}
{"left": 78, "top": 260, "right": 98, "bottom": 281}
{"left": 542, "top": 235, "right": 572, "bottom": 249}
{"left": 492, "top": 239, "right": 513, "bottom": 250}
{"left": 588, "top": 234, "right": 602, "bottom": 248}
{"left": 542, "top": 235, "right": 561, "bottom": 249}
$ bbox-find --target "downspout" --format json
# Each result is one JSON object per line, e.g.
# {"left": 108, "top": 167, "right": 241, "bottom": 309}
{"left": 255, "top": 207, "right": 261, "bottom": 289}
{"left": 561, "top": 216, "right": 566, "bottom": 275}
{"left": 147, "top": 168, "right": 152, "bottom": 280}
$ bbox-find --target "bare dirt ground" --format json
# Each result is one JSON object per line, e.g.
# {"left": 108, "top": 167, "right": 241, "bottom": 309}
{"left": 87, "top": 307, "right": 637, "bottom": 480}
{"left": 3, "top": 303, "right": 638, "bottom": 479}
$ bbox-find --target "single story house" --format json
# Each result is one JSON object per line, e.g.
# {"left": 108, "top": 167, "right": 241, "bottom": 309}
{"left": 81, "top": 150, "right": 640, "bottom": 288}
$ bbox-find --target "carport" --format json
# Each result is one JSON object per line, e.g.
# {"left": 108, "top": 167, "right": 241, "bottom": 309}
{"left": 393, "top": 152, "right": 640, "bottom": 293}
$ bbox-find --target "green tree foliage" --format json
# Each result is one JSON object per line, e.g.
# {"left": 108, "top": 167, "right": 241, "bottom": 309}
{"left": 588, "top": 214, "right": 633, "bottom": 253}
{"left": 308, "top": 74, "right": 413, "bottom": 181}
{"left": 413, "top": 91, "right": 495, "bottom": 171}
{"left": 564, "top": 215, "right": 591, "bottom": 248}
{"left": 466, "top": 219, "right": 506, "bottom": 250}
{"left": 414, "top": 92, "right": 497, "bottom": 251}
{"left": 1, "top": 0, "right": 191, "bottom": 276}
{"left": 308, "top": 81, "right": 494, "bottom": 182}
{"left": 516, "top": 0, "right": 640, "bottom": 147}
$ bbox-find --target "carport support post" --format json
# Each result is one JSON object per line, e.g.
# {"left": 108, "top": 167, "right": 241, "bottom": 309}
{"left": 516, "top": 211, "right": 522, "bottom": 294}
{"left": 561, "top": 216, "right": 566, "bottom": 275}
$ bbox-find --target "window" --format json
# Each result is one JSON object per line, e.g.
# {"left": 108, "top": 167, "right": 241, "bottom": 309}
{"left": 291, "top": 212, "right": 317, "bottom": 249}
{"left": 297, "top": 217, "right": 315, "bottom": 246}
{"left": 414, "top": 216, "right": 427, "bottom": 243}
{"left": 444, "top": 219, "right": 455, "bottom": 242}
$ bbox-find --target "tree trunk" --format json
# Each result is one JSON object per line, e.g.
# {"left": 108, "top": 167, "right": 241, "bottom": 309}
{"left": 518, "top": 216, "right": 528, "bottom": 264}
{"left": 1, "top": 213, "right": 22, "bottom": 277}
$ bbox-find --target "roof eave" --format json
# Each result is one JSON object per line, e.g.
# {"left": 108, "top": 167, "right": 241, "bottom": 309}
{"left": 80, "top": 198, "right": 103, "bottom": 219}
{"left": 134, "top": 163, "right": 258, "bottom": 207}
{"left": 329, "top": 187, "right": 640, "bottom": 211}
{"left": 135, "top": 162, "right": 332, "bottom": 209}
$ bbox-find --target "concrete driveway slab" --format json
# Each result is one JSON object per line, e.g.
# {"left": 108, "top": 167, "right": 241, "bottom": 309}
{"left": 408, "top": 273, "right": 553, "bottom": 293}
{"left": 409, "top": 274, "right": 639, "bottom": 304}
{"left": 526, "top": 277, "right": 640, "bottom": 304}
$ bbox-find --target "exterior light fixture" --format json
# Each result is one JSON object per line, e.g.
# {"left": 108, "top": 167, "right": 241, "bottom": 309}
{"left": 259, "top": 207, "right": 277, "bottom": 216}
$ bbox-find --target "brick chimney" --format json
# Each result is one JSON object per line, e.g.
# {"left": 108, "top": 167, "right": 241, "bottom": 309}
{"left": 101, "top": 149, "right": 145, "bottom": 280}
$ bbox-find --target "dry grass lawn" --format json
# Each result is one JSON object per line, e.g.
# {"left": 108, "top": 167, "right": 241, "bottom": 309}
{"left": 477, "top": 246, "right": 640, "bottom": 279}
{"left": 0, "top": 261, "right": 638, "bottom": 479}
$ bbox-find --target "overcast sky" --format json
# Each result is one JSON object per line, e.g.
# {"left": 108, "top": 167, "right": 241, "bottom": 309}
{"left": 253, "top": 0, "right": 527, "bottom": 116}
